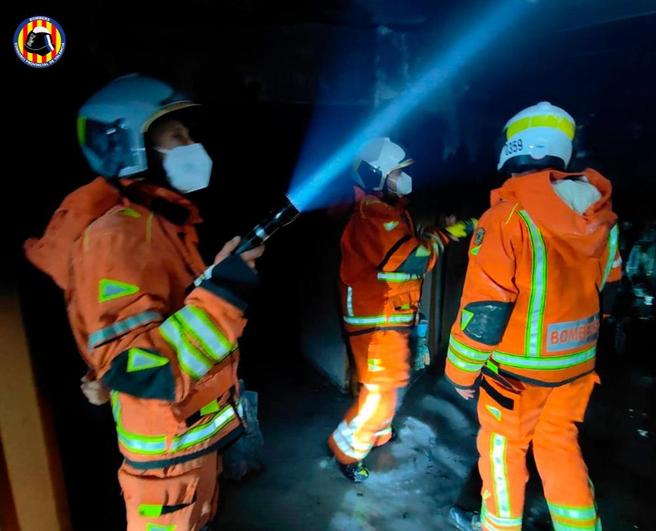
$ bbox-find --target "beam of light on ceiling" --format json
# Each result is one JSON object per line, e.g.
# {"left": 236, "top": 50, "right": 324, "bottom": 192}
{"left": 287, "top": 0, "right": 530, "bottom": 212}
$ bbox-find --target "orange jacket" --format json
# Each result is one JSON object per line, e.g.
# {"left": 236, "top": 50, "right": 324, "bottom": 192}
{"left": 25, "top": 178, "right": 255, "bottom": 468}
{"left": 446, "top": 169, "right": 621, "bottom": 388}
{"left": 340, "top": 189, "right": 448, "bottom": 333}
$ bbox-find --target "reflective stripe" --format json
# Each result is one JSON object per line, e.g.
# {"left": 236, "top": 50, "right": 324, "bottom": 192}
{"left": 374, "top": 427, "right": 392, "bottom": 437}
{"left": 343, "top": 314, "right": 415, "bottom": 326}
{"left": 481, "top": 505, "right": 522, "bottom": 529}
{"left": 88, "top": 310, "right": 162, "bottom": 350}
{"left": 160, "top": 318, "right": 212, "bottom": 380}
{"left": 486, "top": 405, "right": 502, "bottom": 422}
{"left": 346, "top": 286, "right": 354, "bottom": 316}
{"left": 335, "top": 422, "right": 371, "bottom": 452}
{"left": 507, "top": 114, "right": 575, "bottom": 140}
{"left": 600, "top": 225, "right": 619, "bottom": 290}
{"left": 367, "top": 358, "right": 384, "bottom": 372}
{"left": 548, "top": 502, "right": 597, "bottom": 521}
{"left": 376, "top": 272, "right": 422, "bottom": 282}
{"left": 448, "top": 349, "right": 484, "bottom": 372}
{"left": 449, "top": 336, "right": 490, "bottom": 361}
{"left": 491, "top": 433, "right": 511, "bottom": 518}
{"left": 551, "top": 522, "right": 598, "bottom": 531}
{"left": 111, "top": 392, "right": 167, "bottom": 455}
{"left": 139, "top": 504, "right": 163, "bottom": 518}
{"left": 146, "top": 524, "right": 176, "bottom": 531}
{"left": 518, "top": 210, "right": 547, "bottom": 357}
{"left": 492, "top": 346, "right": 595, "bottom": 370}
{"left": 170, "top": 405, "right": 237, "bottom": 452}
{"left": 112, "top": 391, "right": 237, "bottom": 457}
{"left": 175, "top": 306, "right": 234, "bottom": 362}
{"left": 331, "top": 426, "right": 368, "bottom": 460}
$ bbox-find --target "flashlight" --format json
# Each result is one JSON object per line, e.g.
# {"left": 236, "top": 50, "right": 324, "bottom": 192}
{"left": 235, "top": 196, "right": 300, "bottom": 254}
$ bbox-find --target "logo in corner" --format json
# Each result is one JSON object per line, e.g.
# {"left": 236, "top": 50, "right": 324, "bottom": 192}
{"left": 14, "top": 16, "right": 66, "bottom": 68}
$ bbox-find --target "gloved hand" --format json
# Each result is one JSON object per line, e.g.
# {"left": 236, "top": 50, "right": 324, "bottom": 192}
{"left": 445, "top": 218, "right": 478, "bottom": 241}
{"left": 80, "top": 374, "right": 110, "bottom": 405}
{"left": 410, "top": 316, "right": 431, "bottom": 370}
{"left": 214, "top": 236, "right": 265, "bottom": 271}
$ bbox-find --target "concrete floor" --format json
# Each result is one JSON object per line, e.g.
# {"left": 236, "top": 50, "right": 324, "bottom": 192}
{"left": 214, "top": 351, "right": 655, "bottom": 530}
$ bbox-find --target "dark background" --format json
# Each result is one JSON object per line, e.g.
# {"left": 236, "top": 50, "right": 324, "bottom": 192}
{"left": 6, "top": 1, "right": 656, "bottom": 529}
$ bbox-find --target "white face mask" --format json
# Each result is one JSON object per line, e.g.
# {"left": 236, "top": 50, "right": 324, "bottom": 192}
{"left": 386, "top": 171, "right": 413, "bottom": 196}
{"left": 156, "top": 143, "right": 213, "bottom": 194}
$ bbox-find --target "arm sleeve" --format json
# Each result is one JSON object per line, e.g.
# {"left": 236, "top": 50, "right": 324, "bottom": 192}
{"left": 445, "top": 206, "right": 520, "bottom": 388}
{"left": 75, "top": 229, "right": 256, "bottom": 403}
{"left": 348, "top": 199, "right": 445, "bottom": 277}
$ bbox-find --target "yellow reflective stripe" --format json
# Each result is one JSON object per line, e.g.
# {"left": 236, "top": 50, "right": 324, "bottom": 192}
{"left": 492, "top": 347, "right": 595, "bottom": 370}
{"left": 449, "top": 336, "right": 490, "bottom": 361}
{"left": 176, "top": 306, "right": 234, "bottom": 362}
{"left": 170, "top": 404, "right": 237, "bottom": 452}
{"left": 481, "top": 505, "right": 522, "bottom": 529}
{"left": 506, "top": 114, "right": 575, "bottom": 140}
{"left": 448, "top": 349, "right": 484, "bottom": 372}
{"left": 548, "top": 503, "right": 597, "bottom": 521}
{"left": 112, "top": 393, "right": 236, "bottom": 457}
{"left": 377, "top": 272, "right": 423, "bottom": 282}
{"left": 146, "top": 524, "right": 176, "bottom": 531}
{"left": 552, "top": 521, "right": 598, "bottom": 531}
{"left": 332, "top": 427, "right": 369, "bottom": 459}
{"left": 343, "top": 314, "right": 415, "bottom": 326}
{"left": 160, "top": 318, "right": 212, "bottom": 379}
{"left": 518, "top": 210, "right": 547, "bottom": 357}
{"left": 111, "top": 392, "right": 167, "bottom": 455}
{"left": 88, "top": 310, "right": 162, "bottom": 349}
{"left": 491, "top": 433, "right": 512, "bottom": 518}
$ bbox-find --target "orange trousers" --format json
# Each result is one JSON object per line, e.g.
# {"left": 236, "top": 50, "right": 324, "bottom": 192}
{"left": 118, "top": 451, "right": 221, "bottom": 531}
{"left": 329, "top": 329, "right": 410, "bottom": 464}
{"left": 477, "top": 372, "right": 601, "bottom": 531}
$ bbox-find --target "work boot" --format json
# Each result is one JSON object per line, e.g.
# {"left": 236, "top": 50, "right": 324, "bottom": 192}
{"left": 448, "top": 505, "right": 481, "bottom": 531}
{"left": 338, "top": 460, "right": 370, "bottom": 483}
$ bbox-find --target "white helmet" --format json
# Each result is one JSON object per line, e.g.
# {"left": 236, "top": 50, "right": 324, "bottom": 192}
{"left": 497, "top": 101, "right": 575, "bottom": 173}
{"left": 77, "top": 74, "right": 200, "bottom": 178}
{"left": 354, "top": 137, "right": 414, "bottom": 194}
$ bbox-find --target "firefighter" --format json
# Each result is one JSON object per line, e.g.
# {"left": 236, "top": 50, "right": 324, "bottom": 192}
{"left": 328, "top": 137, "right": 474, "bottom": 481}
{"left": 25, "top": 74, "right": 264, "bottom": 530}
{"left": 446, "top": 101, "right": 621, "bottom": 530}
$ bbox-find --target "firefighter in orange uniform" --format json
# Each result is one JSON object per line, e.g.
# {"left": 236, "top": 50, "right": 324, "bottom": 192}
{"left": 25, "top": 74, "right": 264, "bottom": 531}
{"left": 446, "top": 102, "right": 621, "bottom": 530}
{"left": 328, "top": 137, "right": 474, "bottom": 481}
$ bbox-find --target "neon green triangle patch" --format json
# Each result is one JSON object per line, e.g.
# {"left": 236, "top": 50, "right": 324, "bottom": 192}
{"left": 200, "top": 400, "right": 221, "bottom": 416}
{"left": 127, "top": 348, "right": 169, "bottom": 373}
{"left": 486, "top": 405, "right": 502, "bottom": 421}
{"left": 461, "top": 309, "right": 475, "bottom": 330}
{"left": 99, "top": 278, "right": 140, "bottom": 303}
{"left": 470, "top": 245, "right": 481, "bottom": 256}
{"left": 119, "top": 207, "right": 141, "bottom": 218}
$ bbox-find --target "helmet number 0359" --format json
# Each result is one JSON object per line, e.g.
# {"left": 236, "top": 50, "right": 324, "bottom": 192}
{"left": 504, "top": 139, "right": 523, "bottom": 155}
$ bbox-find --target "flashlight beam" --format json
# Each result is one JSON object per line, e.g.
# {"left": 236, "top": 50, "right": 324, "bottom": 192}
{"left": 289, "top": 0, "right": 529, "bottom": 211}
